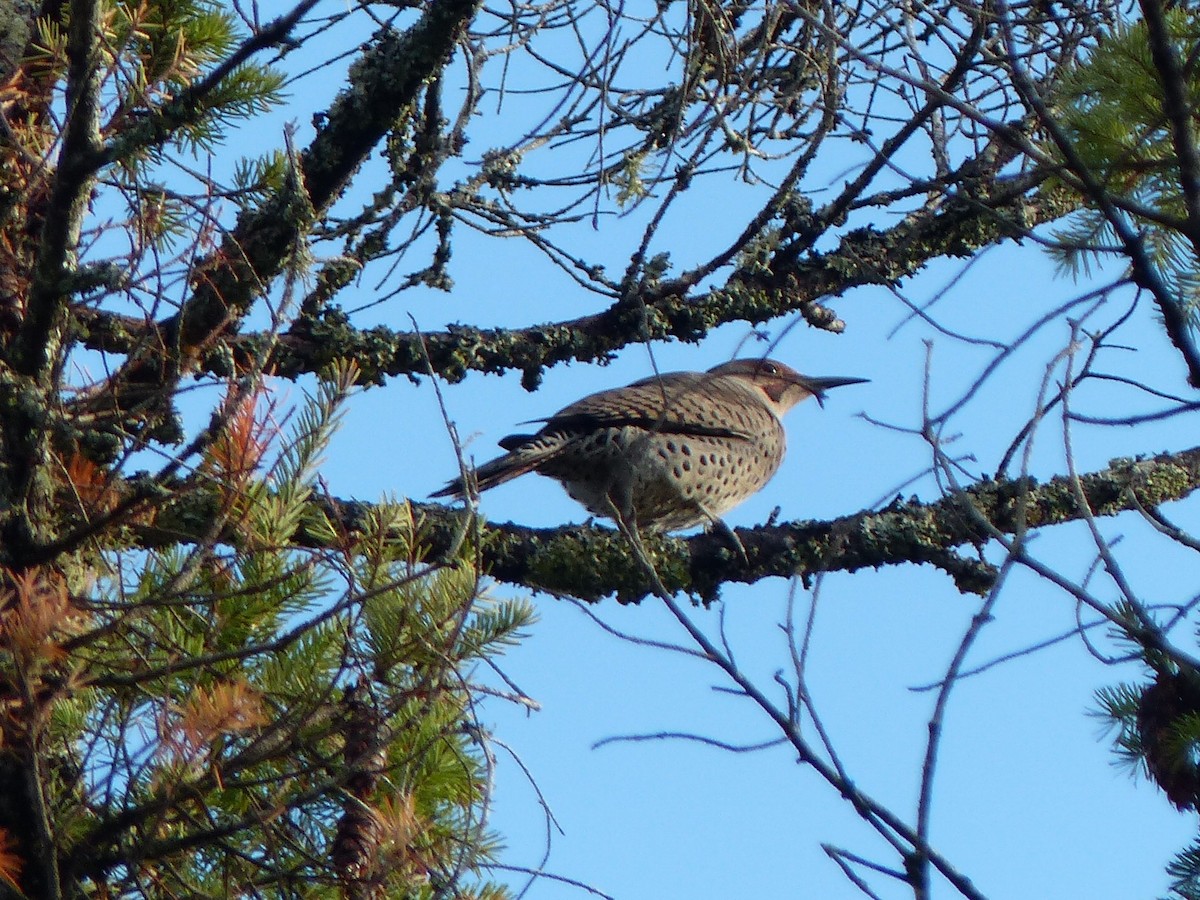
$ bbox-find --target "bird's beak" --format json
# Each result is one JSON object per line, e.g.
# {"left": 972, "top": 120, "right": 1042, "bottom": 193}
{"left": 795, "top": 375, "right": 869, "bottom": 408}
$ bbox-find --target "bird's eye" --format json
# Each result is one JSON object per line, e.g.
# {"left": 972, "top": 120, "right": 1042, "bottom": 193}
{"left": 761, "top": 362, "right": 778, "bottom": 375}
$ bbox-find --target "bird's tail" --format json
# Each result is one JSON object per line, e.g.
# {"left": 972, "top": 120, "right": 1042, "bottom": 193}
{"left": 432, "top": 434, "right": 553, "bottom": 500}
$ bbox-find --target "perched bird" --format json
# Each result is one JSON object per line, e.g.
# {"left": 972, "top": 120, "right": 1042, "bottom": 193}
{"left": 434, "top": 359, "right": 866, "bottom": 534}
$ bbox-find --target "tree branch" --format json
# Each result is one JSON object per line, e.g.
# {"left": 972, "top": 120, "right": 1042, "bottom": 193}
{"left": 14, "top": 0, "right": 102, "bottom": 382}
{"left": 118, "top": 446, "right": 1200, "bottom": 603}
{"left": 75, "top": 168, "right": 1072, "bottom": 390}
{"left": 107, "top": 0, "right": 483, "bottom": 397}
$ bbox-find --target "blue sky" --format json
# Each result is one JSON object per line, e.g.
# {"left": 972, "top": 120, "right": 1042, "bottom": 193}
{"left": 145, "top": 4, "right": 1200, "bottom": 895}
{"left": 325, "top": 236, "right": 1200, "bottom": 897}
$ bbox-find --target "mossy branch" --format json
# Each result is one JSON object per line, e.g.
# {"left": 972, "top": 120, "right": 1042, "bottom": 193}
{"left": 116, "top": 446, "right": 1200, "bottom": 603}
{"left": 108, "top": 0, "right": 484, "bottom": 396}
{"left": 75, "top": 168, "right": 1074, "bottom": 391}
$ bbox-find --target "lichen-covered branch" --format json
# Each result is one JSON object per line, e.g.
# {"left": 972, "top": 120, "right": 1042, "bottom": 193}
{"left": 106, "top": 0, "right": 483, "bottom": 399}
{"left": 15, "top": 0, "right": 102, "bottom": 382}
{"left": 122, "top": 447, "right": 1200, "bottom": 603}
{"left": 75, "top": 167, "right": 1072, "bottom": 391}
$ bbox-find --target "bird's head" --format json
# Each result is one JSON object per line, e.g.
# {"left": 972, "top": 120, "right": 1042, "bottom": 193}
{"left": 708, "top": 358, "right": 868, "bottom": 415}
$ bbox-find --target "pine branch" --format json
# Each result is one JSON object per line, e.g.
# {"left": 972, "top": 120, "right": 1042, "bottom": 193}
{"left": 97, "top": 1, "right": 320, "bottom": 166}
{"left": 14, "top": 0, "right": 103, "bottom": 382}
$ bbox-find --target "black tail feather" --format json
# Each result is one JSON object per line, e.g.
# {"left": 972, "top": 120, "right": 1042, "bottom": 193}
{"left": 431, "top": 449, "right": 546, "bottom": 500}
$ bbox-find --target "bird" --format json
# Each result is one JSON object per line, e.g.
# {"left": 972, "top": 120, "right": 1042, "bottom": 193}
{"left": 434, "top": 358, "right": 866, "bottom": 534}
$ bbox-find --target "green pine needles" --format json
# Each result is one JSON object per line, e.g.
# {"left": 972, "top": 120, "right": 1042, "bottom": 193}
{"left": 1050, "top": 10, "right": 1200, "bottom": 321}
{"left": 45, "top": 365, "right": 535, "bottom": 897}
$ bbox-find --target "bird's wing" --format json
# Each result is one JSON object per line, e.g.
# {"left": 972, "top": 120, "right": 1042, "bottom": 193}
{"left": 515, "top": 373, "right": 757, "bottom": 441}
{"left": 520, "top": 414, "right": 753, "bottom": 441}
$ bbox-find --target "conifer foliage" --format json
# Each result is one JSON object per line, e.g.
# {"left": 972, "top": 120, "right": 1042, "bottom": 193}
{"left": 5, "top": 0, "right": 1200, "bottom": 896}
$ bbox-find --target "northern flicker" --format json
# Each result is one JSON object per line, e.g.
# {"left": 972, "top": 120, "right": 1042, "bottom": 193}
{"left": 433, "top": 359, "right": 866, "bottom": 533}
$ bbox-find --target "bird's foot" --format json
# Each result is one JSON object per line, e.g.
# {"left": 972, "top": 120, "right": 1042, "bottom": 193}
{"left": 710, "top": 517, "right": 749, "bottom": 566}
